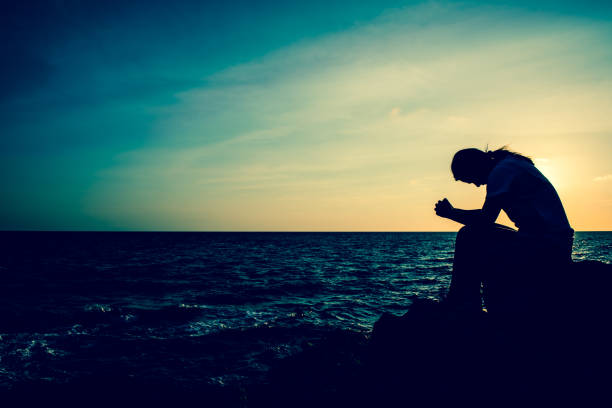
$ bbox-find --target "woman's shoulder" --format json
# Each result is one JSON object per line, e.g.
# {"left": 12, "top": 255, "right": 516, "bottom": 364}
{"left": 490, "top": 156, "right": 552, "bottom": 193}
{"left": 490, "top": 156, "right": 529, "bottom": 178}
{"left": 487, "top": 156, "right": 541, "bottom": 192}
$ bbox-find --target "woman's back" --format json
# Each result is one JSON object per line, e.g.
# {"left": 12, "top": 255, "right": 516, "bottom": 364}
{"left": 486, "top": 156, "right": 572, "bottom": 236}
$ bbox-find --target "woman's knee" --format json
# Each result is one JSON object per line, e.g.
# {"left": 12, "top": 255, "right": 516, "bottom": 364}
{"left": 458, "top": 224, "right": 514, "bottom": 241}
{"left": 456, "top": 224, "right": 502, "bottom": 249}
{"left": 457, "top": 225, "right": 478, "bottom": 241}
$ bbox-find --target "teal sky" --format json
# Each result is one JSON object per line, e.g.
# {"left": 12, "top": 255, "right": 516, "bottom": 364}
{"left": 2, "top": 1, "right": 612, "bottom": 230}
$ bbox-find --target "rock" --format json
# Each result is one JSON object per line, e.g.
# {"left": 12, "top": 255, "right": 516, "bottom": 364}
{"left": 367, "top": 260, "right": 612, "bottom": 406}
{"left": 255, "top": 260, "right": 612, "bottom": 407}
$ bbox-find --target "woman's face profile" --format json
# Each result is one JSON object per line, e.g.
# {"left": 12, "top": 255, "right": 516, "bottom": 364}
{"left": 454, "top": 168, "right": 488, "bottom": 187}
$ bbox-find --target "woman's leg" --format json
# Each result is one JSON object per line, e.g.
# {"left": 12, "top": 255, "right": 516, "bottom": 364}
{"left": 447, "top": 224, "right": 518, "bottom": 313}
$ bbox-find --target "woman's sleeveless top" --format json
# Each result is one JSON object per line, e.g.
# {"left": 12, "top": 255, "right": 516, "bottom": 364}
{"left": 486, "top": 156, "right": 573, "bottom": 237}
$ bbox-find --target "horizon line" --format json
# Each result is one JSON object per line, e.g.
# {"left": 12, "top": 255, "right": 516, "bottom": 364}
{"left": 1, "top": 230, "right": 611, "bottom": 233}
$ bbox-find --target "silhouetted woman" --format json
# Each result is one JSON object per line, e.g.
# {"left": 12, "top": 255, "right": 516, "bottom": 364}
{"left": 435, "top": 147, "right": 573, "bottom": 316}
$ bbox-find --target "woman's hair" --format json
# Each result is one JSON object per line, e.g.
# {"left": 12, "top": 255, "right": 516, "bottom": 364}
{"left": 451, "top": 146, "right": 533, "bottom": 180}
{"left": 484, "top": 146, "right": 533, "bottom": 165}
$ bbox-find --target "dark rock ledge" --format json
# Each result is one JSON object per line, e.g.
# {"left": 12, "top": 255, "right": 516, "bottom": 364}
{"left": 251, "top": 260, "right": 612, "bottom": 408}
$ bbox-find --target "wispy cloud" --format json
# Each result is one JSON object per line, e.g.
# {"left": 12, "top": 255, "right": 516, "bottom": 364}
{"left": 594, "top": 174, "right": 612, "bottom": 182}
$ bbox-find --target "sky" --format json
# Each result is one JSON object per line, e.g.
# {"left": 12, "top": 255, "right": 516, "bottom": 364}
{"left": 1, "top": 0, "right": 611, "bottom": 231}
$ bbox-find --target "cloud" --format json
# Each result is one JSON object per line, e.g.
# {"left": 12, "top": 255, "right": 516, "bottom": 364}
{"left": 156, "top": 4, "right": 612, "bottom": 146}
{"left": 594, "top": 174, "right": 612, "bottom": 182}
{"left": 389, "top": 107, "right": 401, "bottom": 118}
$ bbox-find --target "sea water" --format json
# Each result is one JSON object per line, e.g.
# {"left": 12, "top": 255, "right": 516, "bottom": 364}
{"left": 0, "top": 231, "right": 609, "bottom": 389}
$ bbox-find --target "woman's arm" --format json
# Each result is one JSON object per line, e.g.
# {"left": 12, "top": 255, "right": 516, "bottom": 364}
{"left": 435, "top": 197, "right": 502, "bottom": 226}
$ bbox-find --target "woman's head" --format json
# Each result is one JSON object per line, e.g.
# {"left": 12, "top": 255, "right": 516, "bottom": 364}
{"left": 451, "top": 148, "right": 491, "bottom": 186}
{"left": 451, "top": 146, "right": 533, "bottom": 186}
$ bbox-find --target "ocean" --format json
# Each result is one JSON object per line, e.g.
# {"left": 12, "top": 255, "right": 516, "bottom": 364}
{"left": 0, "top": 231, "right": 610, "bottom": 391}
